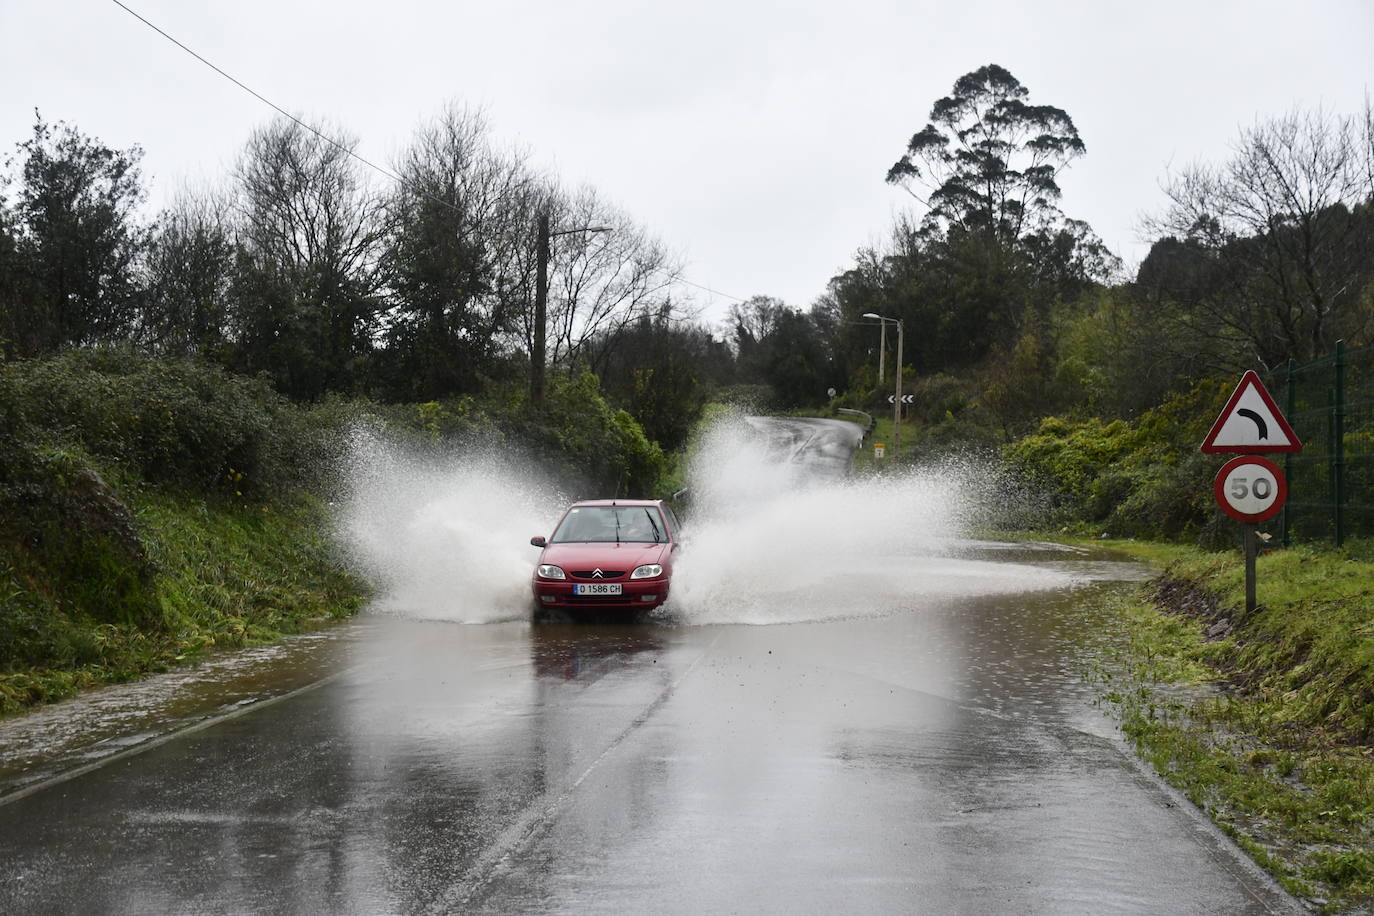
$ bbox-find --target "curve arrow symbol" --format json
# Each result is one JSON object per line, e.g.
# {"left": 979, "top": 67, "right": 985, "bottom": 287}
{"left": 1236, "top": 408, "right": 1269, "bottom": 440}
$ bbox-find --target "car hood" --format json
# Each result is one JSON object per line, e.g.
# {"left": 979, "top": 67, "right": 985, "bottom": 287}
{"left": 539, "top": 542, "right": 669, "bottom": 571}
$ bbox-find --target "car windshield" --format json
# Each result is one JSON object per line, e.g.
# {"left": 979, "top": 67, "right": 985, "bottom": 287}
{"left": 550, "top": 506, "right": 664, "bottom": 544}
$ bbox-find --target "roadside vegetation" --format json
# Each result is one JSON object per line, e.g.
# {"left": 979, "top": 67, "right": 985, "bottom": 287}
{"left": 0, "top": 350, "right": 360, "bottom": 712}
{"left": 1085, "top": 541, "right": 1374, "bottom": 913}
{"left": 0, "top": 350, "right": 667, "bottom": 713}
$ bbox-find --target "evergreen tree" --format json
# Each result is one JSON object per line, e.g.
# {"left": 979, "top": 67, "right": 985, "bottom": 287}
{"left": 1, "top": 114, "right": 148, "bottom": 355}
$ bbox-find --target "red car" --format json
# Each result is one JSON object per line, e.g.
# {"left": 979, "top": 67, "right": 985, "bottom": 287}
{"left": 530, "top": 499, "right": 680, "bottom": 611}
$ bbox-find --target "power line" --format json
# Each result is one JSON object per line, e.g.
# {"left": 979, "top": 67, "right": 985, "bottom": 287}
{"left": 669, "top": 274, "right": 747, "bottom": 304}
{"left": 109, "top": 0, "right": 747, "bottom": 307}
{"left": 109, "top": 0, "right": 417, "bottom": 197}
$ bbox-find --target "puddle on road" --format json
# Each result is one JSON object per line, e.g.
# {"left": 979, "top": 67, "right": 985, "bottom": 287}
{"left": 665, "top": 544, "right": 1151, "bottom": 740}
{"left": 0, "top": 542, "right": 1151, "bottom": 805}
{"left": 946, "top": 539, "right": 1155, "bottom": 585}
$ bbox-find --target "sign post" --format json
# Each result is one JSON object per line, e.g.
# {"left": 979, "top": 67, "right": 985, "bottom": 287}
{"left": 1201, "top": 372, "right": 1302, "bottom": 612}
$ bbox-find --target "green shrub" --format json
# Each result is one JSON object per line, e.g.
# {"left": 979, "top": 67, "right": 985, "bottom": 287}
{"left": 1003, "top": 381, "right": 1232, "bottom": 540}
{"left": 513, "top": 373, "right": 666, "bottom": 497}
{"left": 1004, "top": 415, "right": 1143, "bottom": 516}
{"left": 0, "top": 350, "right": 368, "bottom": 697}
{"left": 909, "top": 372, "right": 977, "bottom": 425}
{"left": 0, "top": 348, "right": 328, "bottom": 497}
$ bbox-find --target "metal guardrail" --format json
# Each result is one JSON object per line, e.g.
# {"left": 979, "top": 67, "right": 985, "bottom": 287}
{"left": 836, "top": 408, "right": 875, "bottom": 440}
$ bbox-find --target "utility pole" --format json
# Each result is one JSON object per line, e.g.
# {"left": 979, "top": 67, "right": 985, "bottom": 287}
{"left": 863, "top": 312, "right": 905, "bottom": 460}
{"left": 877, "top": 320, "right": 886, "bottom": 385}
{"left": 893, "top": 318, "right": 903, "bottom": 459}
{"left": 532, "top": 211, "right": 550, "bottom": 408}
{"left": 530, "top": 214, "right": 612, "bottom": 408}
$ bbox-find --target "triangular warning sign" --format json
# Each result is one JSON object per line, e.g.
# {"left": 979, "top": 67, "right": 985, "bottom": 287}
{"left": 1201, "top": 370, "right": 1303, "bottom": 454}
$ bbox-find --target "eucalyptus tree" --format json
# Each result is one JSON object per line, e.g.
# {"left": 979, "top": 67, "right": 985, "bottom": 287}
{"left": 871, "top": 65, "right": 1114, "bottom": 378}
{"left": 885, "top": 63, "right": 1086, "bottom": 246}
{"left": 230, "top": 117, "right": 388, "bottom": 399}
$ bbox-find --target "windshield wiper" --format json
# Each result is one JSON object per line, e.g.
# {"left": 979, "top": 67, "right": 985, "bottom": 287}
{"left": 644, "top": 508, "right": 662, "bottom": 543}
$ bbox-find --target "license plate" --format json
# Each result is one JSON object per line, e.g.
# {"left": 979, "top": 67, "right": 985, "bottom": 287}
{"left": 575, "top": 583, "right": 622, "bottom": 596}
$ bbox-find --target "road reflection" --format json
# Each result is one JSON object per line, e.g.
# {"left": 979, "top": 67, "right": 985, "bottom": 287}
{"left": 529, "top": 620, "right": 664, "bottom": 681}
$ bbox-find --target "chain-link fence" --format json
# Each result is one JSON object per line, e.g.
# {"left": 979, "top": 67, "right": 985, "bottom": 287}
{"left": 1264, "top": 341, "right": 1374, "bottom": 546}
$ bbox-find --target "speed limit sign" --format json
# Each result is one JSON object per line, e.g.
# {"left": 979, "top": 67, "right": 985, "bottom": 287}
{"left": 1213, "top": 455, "right": 1287, "bottom": 523}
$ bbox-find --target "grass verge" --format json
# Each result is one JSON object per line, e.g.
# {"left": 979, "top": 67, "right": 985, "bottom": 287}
{"left": 1085, "top": 538, "right": 1374, "bottom": 913}
{"left": 0, "top": 492, "right": 367, "bottom": 716}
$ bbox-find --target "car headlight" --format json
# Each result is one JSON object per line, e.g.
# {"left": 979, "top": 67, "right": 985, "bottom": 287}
{"left": 630, "top": 564, "right": 662, "bottom": 580}
{"left": 537, "top": 565, "right": 566, "bottom": 580}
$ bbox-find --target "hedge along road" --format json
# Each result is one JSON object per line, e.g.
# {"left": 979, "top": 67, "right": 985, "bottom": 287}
{"left": 0, "top": 418, "right": 1300, "bottom": 914}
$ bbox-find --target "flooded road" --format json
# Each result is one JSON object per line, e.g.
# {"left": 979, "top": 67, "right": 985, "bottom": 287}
{"left": 0, "top": 418, "right": 1300, "bottom": 913}
{"left": 0, "top": 558, "right": 1297, "bottom": 914}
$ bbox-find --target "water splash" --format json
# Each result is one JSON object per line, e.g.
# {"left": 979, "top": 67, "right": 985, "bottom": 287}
{"left": 336, "top": 414, "right": 1077, "bottom": 626}
{"left": 337, "top": 426, "right": 564, "bottom": 622}
{"left": 662, "top": 413, "right": 1077, "bottom": 625}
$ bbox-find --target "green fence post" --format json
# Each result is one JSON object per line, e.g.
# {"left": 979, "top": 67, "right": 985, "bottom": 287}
{"left": 1327, "top": 386, "right": 1336, "bottom": 541}
{"left": 1283, "top": 358, "right": 1296, "bottom": 548}
{"left": 1335, "top": 339, "right": 1346, "bottom": 548}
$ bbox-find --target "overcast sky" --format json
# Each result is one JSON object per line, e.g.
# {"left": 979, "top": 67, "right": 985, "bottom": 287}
{"left": 2, "top": 0, "right": 1371, "bottom": 327}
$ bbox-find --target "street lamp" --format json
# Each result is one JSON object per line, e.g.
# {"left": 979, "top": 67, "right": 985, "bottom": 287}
{"left": 532, "top": 212, "right": 613, "bottom": 407}
{"left": 875, "top": 318, "right": 888, "bottom": 385}
{"left": 862, "top": 312, "right": 904, "bottom": 459}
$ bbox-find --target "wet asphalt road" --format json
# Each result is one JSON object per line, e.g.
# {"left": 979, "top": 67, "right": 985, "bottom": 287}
{"left": 0, "top": 577, "right": 1298, "bottom": 915}
{"left": 0, "top": 417, "right": 1300, "bottom": 914}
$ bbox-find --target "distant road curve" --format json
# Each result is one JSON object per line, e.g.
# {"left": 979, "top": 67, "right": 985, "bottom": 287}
{"left": 744, "top": 416, "right": 864, "bottom": 479}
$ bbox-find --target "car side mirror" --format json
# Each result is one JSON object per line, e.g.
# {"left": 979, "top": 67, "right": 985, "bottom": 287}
{"left": 530, "top": 536, "right": 547, "bottom": 548}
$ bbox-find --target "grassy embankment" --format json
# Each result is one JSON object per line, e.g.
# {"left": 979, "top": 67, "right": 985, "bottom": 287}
{"left": 1, "top": 352, "right": 670, "bottom": 716}
{"left": 1087, "top": 538, "right": 1374, "bottom": 913}
{"left": 0, "top": 352, "right": 370, "bottom": 714}
{"left": 0, "top": 495, "right": 363, "bottom": 714}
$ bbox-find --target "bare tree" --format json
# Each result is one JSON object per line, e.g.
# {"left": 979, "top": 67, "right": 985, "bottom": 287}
{"left": 1144, "top": 106, "right": 1374, "bottom": 367}
{"left": 1364, "top": 94, "right": 1374, "bottom": 191}
{"left": 231, "top": 117, "right": 388, "bottom": 397}
{"left": 543, "top": 185, "right": 681, "bottom": 373}
{"left": 493, "top": 177, "right": 551, "bottom": 361}
{"left": 380, "top": 107, "right": 689, "bottom": 400}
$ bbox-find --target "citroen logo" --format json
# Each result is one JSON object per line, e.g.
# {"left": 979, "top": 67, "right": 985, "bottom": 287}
{"left": 592, "top": 568, "right": 605, "bottom": 578}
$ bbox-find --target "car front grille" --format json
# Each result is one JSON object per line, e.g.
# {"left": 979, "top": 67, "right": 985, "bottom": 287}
{"left": 570, "top": 570, "right": 626, "bottom": 580}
